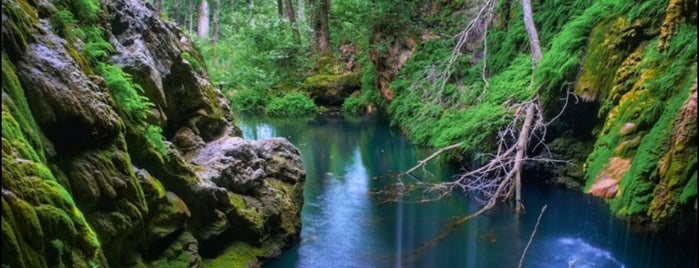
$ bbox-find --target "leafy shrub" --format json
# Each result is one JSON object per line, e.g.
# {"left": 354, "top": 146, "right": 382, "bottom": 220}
{"left": 341, "top": 95, "right": 364, "bottom": 115}
{"left": 265, "top": 92, "right": 316, "bottom": 117}
{"left": 98, "top": 63, "right": 152, "bottom": 122}
{"left": 145, "top": 125, "right": 168, "bottom": 161}
{"left": 229, "top": 89, "right": 269, "bottom": 113}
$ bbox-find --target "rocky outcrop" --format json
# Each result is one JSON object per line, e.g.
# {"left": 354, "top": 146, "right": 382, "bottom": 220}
{"left": 302, "top": 55, "right": 361, "bottom": 106}
{"left": 1, "top": 0, "right": 305, "bottom": 267}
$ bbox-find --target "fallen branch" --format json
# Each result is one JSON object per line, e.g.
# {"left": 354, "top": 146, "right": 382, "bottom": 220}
{"left": 518, "top": 204, "right": 547, "bottom": 268}
{"left": 406, "top": 142, "right": 463, "bottom": 175}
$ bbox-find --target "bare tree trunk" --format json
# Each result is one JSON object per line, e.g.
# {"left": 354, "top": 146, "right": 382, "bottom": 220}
{"left": 521, "top": 0, "right": 542, "bottom": 66}
{"left": 285, "top": 0, "right": 301, "bottom": 43}
{"left": 297, "top": 0, "right": 305, "bottom": 21}
{"left": 513, "top": 0, "right": 542, "bottom": 213}
{"left": 154, "top": 0, "right": 163, "bottom": 17}
{"left": 513, "top": 99, "right": 536, "bottom": 213}
{"left": 211, "top": 0, "right": 220, "bottom": 44}
{"left": 317, "top": 0, "right": 331, "bottom": 54}
{"left": 188, "top": 0, "right": 194, "bottom": 33}
{"left": 277, "top": 0, "right": 284, "bottom": 18}
{"left": 197, "top": 0, "right": 210, "bottom": 39}
{"left": 309, "top": 0, "right": 318, "bottom": 51}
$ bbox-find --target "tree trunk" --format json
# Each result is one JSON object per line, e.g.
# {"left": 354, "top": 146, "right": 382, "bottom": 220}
{"left": 285, "top": 0, "right": 301, "bottom": 43}
{"left": 297, "top": 0, "right": 305, "bottom": 21}
{"left": 211, "top": 0, "right": 220, "bottom": 44}
{"left": 188, "top": 0, "right": 194, "bottom": 33}
{"left": 277, "top": 0, "right": 285, "bottom": 18}
{"left": 514, "top": 0, "right": 542, "bottom": 213}
{"left": 513, "top": 100, "right": 535, "bottom": 213}
{"left": 317, "top": 0, "right": 331, "bottom": 54}
{"left": 154, "top": 0, "right": 163, "bottom": 16}
{"left": 197, "top": 0, "right": 210, "bottom": 39}
{"left": 521, "top": 0, "right": 542, "bottom": 66}
{"left": 309, "top": 0, "right": 318, "bottom": 51}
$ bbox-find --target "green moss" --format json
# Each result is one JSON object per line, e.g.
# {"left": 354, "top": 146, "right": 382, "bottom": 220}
{"left": 182, "top": 51, "right": 206, "bottom": 73}
{"left": 200, "top": 241, "right": 263, "bottom": 268}
{"left": 583, "top": 22, "right": 697, "bottom": 222}
{"left": 574, "top": 17, "right": 636, "bottom": 102}
{"left": 228, "top": 193, "right": 265, "bottom": 232}
{"left": 2, "top": 53, "right": 45, "bottom": 162}
{"left": 302, "top": 72, "right": 361, "bottom": 90}
{"left": 679, "top": 172, "right": 697, "bottom": 204}
{"left": 1, "top": 0, "right": 38, "bottom": 60}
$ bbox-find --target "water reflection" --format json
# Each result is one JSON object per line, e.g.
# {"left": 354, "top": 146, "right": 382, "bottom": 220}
{"left": 238, "top": 114, "right": 696, "bottom": 268}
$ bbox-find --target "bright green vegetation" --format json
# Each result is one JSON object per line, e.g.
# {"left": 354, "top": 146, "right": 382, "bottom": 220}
{"left": 200, "top": 241, "right": 267, "bottom": 268}
{"left": 584, "top": 23, "right": 697, "bottom": 223}
{"left": 265, "top": 92, "right": 317, "bottom": 116}
{"left": 2, "top": 6, "right": 106, "bottom": 266}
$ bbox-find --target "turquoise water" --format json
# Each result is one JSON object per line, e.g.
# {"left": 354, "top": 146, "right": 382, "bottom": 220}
{"left": 238, "top": 114, "right": 697, "bottom": 268}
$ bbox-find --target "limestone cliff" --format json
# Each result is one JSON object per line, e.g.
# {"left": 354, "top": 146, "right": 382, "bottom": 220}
{"left": 366, "top": 0, "right": 696, "bottom": 229}
{"left": 2, "top": 0, "right": 305, "bottom": 267}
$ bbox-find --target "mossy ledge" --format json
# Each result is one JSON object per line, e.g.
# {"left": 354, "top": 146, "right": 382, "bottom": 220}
{"left": 1, "top": 0, "right": 305, "bottom": 267}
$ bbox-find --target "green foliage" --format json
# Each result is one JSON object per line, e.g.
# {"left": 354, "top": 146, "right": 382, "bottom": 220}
{"left": 535, "top": 0, "right": 620, "bottom": 90}
{"left": 145, "top": 125, "right": 168, "bottom": 161}
{"left": 265, "top": 92, "right": 316, "bottom": 117}
{"left": 83, "top": 26, "right": 113, "bottom": 63}
{"left": 98, "top": 64, "right": 153, "bottom": 123}
{"left": 53, "top": 0, "right": 100, "bottom": 23}
{"left": 51, "top": 10, "right": 81, "bottom": 41}
{"left": 229, "top": 89, "right": 269, "bottom": 114}
{"left": 341, "top": 95, "right": 364, "bottom": 115}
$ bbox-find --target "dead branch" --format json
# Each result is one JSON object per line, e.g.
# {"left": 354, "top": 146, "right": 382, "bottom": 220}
{"left": 519, "top": 204, "right": 547, "bottom": 268}
{"left": 407, "top": 0, "right": 496, "bottom": 108}
{"left": 406, "top": 142, "right": 463, "bottom": 175}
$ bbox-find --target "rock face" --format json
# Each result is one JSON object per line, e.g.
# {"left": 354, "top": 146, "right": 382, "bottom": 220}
{"left": 1, "top": 0, "right": 305, "bottom": 267}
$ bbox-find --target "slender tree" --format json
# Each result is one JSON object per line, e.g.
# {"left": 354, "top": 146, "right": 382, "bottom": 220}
{"left": 297, "top": 0, "right": 305, "bottom": 21}
{"left": 188, "top": 0, "right": 195, "bottom": 33}
{"left": 197, "top": 0, "right": 210, "bottom": 39}
{"left": 317, "top": 0, "right": 331, "bottom": 53}
{"left": 308, "top": 0, "right": 331, "bottom": 54}
{"left": 277, "top": 0, "right": 285, "bottom": 18}
{"left": 154, "top": 0, "right": 163, "bottom": 16}
{"left": 211, "top": 0, "right": 220, "bottom": 44}
{"left": 285, "top": 0, "right": 301, "bottom": 43}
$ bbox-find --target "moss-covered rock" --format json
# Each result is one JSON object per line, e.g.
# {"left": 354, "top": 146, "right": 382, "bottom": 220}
{"left": 2, "top": 0, "right": 306, "bottom": 267}
{"left": 302, "top": 71, "right": 361, "bottom": 106}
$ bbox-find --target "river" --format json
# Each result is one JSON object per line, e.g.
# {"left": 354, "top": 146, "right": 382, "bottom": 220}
{"left": 237, "top": 114, "right": 697, "bottom": 268}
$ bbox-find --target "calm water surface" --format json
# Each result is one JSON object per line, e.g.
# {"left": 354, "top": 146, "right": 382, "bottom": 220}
{"left": 238, "top": 114, "right": 697, "bottom": 268}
